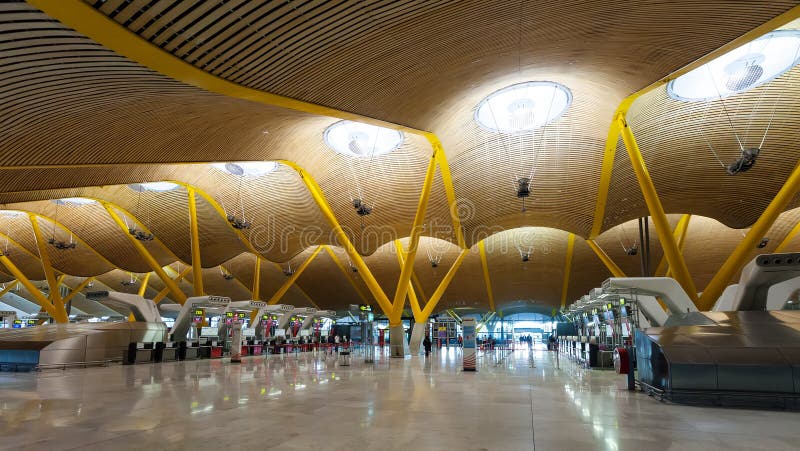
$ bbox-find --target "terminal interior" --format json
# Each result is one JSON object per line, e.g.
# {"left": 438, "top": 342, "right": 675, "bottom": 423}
{"left": 1, "top": 1, "right": 800, "bottom": 449}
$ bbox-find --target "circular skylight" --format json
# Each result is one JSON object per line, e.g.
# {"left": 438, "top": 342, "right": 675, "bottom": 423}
{"left": 324, "top": 121, "right": 404, "bottom": 157}
{"left": 475, "top": 81, "right": 572, "bottom": 133}
{"left": 128, "top": 182, "right": 179, "bottom": 192}
{"left": 668, "top": 30, "right": 800, "bottom": 101}
{"left": 211, "top": 161, "right": 278, "bottom": 177}
{"left": 52, "top": 197, "right": 96, "bottom": 206}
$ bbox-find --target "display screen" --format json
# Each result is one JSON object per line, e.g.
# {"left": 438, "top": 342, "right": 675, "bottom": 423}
{"left": 26, "top": 319, "right": 37, "bottom": 326}
{"left": 12, "top": 319, "right": 22, "bottom": 328}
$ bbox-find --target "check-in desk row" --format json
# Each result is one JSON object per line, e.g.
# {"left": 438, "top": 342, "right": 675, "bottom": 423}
{"left": 124, "top": 342, "right": 181, "bottom": 364}
{"left": 558, "top": 336, "right": 601, "bottom": 367}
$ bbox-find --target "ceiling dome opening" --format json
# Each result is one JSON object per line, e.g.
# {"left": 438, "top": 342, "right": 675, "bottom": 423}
{"left": 474, "top": 81, "right": 572, "bottom": 133}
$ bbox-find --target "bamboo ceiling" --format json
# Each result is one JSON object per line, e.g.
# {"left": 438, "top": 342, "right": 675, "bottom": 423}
{"left": 1, "top": 1, "right": 800, "bottom": 314}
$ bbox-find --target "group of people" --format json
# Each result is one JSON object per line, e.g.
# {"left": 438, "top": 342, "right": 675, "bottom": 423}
{"left": 519, "top": 335, "right": 536, "bottom": 347}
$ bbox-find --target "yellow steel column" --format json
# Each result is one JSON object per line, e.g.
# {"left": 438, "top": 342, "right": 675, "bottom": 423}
{"left": 654, "top": 214, "right": 691, "bottom": 276}
{"left": 618, "top": 116, "right": 697, "bottom": 301}
{"left": 28, "top": 214, "right": 67, "bottom": 322}
{"left": 586, "top": 240, "right": 626, "bottom": 278}
{"left": 428, "top": 134, "right": 466, "bottom": 248}
{"left": 0, "top": 281, "right": 18, "bottom": 298}
{"left": 187, "top": 187, "right": 204, "bottom": 296}
{"left": 478, "top": 241, "right": 496, "bottom": 312}
{"left": 392, "top": 153, "right": 437, "bottom": 323}
{"left": 104, "top": 204, "right": 188, "bottom": 305}
{"left": 560, "top": 233, "right": 576, "bottom": 308}
{"left": 699, "top": 162, "right": 800, "bottom": 310}
{"left": 152, "top": 267, "right": 192, "bottom": 304}
{"left": 393, "top": 240, "right": 422, "bottom": 322}
{"left": 278, "top": 161, "right": 392, "bottom": 315}
{"left": 419, "top": 249, "right": 469, "bottom": 318}
{"left": 252, "top": 257, "right": 261, "bottom": 300}
{"left": 0, "top": 254, "right": 57, "bottom": 318}
{"left": 267, "top": 246, "right": 322, "bottom": 305}
{"left": 775, "top": 221, "right": 800, "bottom": 253}
{"left": 137, "top": 272, "right": 151, "bottom": 297}
{"left": 323, "top": 245, "right": 370, "bottom": 305}
{"left": 62, "top": 277, "right": 95, "bottom": 304}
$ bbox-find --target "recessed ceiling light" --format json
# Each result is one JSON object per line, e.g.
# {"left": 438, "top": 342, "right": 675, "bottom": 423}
{"left": 128, "top": 182, "right": 180, "bottom": 192}
{"left": 668, "top": 30, "right": 800, "bottom": 101}
{"left": 475, "top": 81, "right": 572, "bottom": 133}
{"left": 324, "top": 120, "right": 403, "bottom": 157}
{"left": 212, "top": 161, "right": 278, "bottom": 177}
{"left": 52, "top": 197, "right": 96, "bottom": 206}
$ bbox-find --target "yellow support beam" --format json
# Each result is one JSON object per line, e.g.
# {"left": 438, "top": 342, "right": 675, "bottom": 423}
{"left": 278, "top": 161, "right": 393, "bottom": 316}
{"left": 267, "top": 246, "right": 322, "bottom": 305}
{"left": 588, "top": 5, "right": 800, "bottom": 238}
{"left": 251, "top": 257, "right": 262, "bottom": 301}
{"left": 586, "top": 240, "right": 626, "bottom": 278}
{"left": 393, "top": 240, "right": 422, "bottom": 322}
{"left": 478, "top": 241, "right": 495, "bottom": 312}
{"left": 186, "top": 187, "right": 204, "bottom": 296}
{"left": 560, "top": 233, "right": 576, "bottom": 308}
{"left": 137, "top": 273, "right": 151, "bottom": 297}
{"left": 0, "top": 281, "right": 18, "bottom": 298}
{"left": 28, "top": 213, "right": 68, "bottom": 323}
{"left": 30, "top": 0, "right": 426, "bottom": 135}
{"left": 323, "top": 245, "right": 370, "bottom": 306}
{"left": 698, "top": 162, "right": 800, "bottom": 310}
{"left": 104, "top": 204, "right": 188, "bottom": 305}
{"left": 775, "top": 221, "right": 800, "bottom": 253}
{"left": 152, "top": 267, "right": 192, "bottom": 304}
{"left": 0, "top": 254, "right": 57, "bottom": 319}
{"left": 410, "top": 272, "right": 429, "bottom": 304}
{"left": 429, "top": 135, "right": 466, "bottom": 248}
{"left": 654, "top": 215, "right": 691, "bottom": 277}
{"left": 62, "top": 277, "right": 95, "bottom": 305}
{"left": 618, "top": 117, "right": 697, "bottom": 301}
{"left": 419, "top": 249, "right": 469, "bottom": 319}
{"left": 392, "top": 154, "right": 437, "bottom": 322}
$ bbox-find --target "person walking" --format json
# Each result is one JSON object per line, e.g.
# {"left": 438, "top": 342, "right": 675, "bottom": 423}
{"left": 423, "top": 335, "right": 432, "bottom": 357}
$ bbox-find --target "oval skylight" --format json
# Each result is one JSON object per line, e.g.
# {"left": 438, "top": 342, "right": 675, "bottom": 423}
{"left": 0, "top": 210, "right": 24, "bottom": 218}
{"left": 52, "top": 197, "right": 96, "bottom": 206}
{"left": 668, "top": 30, "right": 800, "bottom": 101}
{"left": 211, "top": 161, "right": 278, "bottom": 177}
{"left": 324, "top": 121, "right": 403, "bottom": 158}
{"left": 128, "top": 182, "right": 179, "bottom": 192}
{"left": 475, "top": 81, "right": 572, "bottom": 133}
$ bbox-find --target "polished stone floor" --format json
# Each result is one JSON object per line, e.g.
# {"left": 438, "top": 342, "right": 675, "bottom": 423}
{"left": 0, "top": 346, "right": 797, "bottom": 450}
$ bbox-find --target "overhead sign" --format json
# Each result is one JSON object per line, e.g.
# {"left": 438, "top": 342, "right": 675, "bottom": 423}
{"left": 248, "top": 301, "right": 267, "bottom": 308}
{"left": 207, "top": 296, "right": 230, "bottom": 305}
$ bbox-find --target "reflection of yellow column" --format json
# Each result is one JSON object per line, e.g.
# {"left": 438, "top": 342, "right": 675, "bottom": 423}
{"left": 28, "top": 214, "right": 68, "bottom": 322}
{"left": 267, "top": 246, "right": 322, "bottom": 305}
{"left": 560, "top": 233, "right": 576, "bottom": 308}
{"left": 104, "top": 204, "right": 188, "bottom": 304}
{"left": 619, "top": 116, "right": 697, "bottom": 302}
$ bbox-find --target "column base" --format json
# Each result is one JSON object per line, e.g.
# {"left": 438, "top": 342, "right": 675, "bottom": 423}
{"left": 389, "top": 324, "right": 409, "bottom": 358}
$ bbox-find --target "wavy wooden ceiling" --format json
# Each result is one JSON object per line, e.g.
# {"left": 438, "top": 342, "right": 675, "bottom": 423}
{"left": 1, "top": 1, "right": 800, "bottom": 314}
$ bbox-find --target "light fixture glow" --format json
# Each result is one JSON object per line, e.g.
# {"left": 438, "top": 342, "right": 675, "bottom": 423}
{"left": 129, "top": 182, "right": 180, "bottom": 192}
{"left": 52, "top": 197, "right": 96, "bottom": 206}
{"left": 668, "top": 30, "right": 800, "bottom": 101}
{"left": 323, "top": 121, "right": 403, "bottom": 157}
{"left": 212, "top": 161, "right": 278, "bottom": 177}
{"left": 0, "top": 210, "right": 24, "bottom": 218}
{"left": 475, "top": 81, "right": 572, "bottom": 133}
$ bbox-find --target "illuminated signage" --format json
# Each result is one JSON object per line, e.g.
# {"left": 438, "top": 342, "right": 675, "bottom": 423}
{"left": 12, "top": 319, "right": 22, "bottom": 328}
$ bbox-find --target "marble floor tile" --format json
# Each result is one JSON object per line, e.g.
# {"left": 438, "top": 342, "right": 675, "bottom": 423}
{"left": 0, "top": 346, "right": 798, "bottom": 450}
